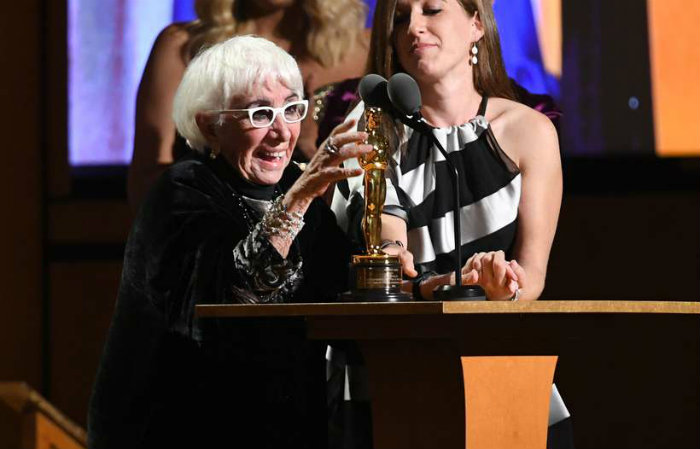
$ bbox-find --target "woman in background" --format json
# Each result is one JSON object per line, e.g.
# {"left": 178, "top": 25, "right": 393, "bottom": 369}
{"left": 128, "top": 0, "right": 369, "bottom": 210}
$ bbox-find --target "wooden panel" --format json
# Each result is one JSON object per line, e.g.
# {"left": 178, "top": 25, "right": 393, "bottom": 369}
{"left": 0, "top": 0, "right": 42, "bottom": 389}
{"left": 360, "top": 339, "right": 464, "bottom": 449}
{"left": 462, "top": 356, "right": 557, "bottom": 449}
{"left": 0, "top": 382, "right": 87, "bottom": 448}
{"left": 49, "top": 262, "right": 122, "bottom": 427}
{"left": 545, "top": 193, "right": 700, "bottom": 301}
{"left": 49, "top": 200, "right": 131, "bottom": 243}
{"left": 302, "top": 312, "right": 700, "bottom": 448}
{"left": 30, "top": 413, "right": 85, "bottom": 449}
{"left": 45, "top": 0, "right": 70, "bottom": 198}
{"left": 0, "top": 398, "right": 21, "bottom": 449}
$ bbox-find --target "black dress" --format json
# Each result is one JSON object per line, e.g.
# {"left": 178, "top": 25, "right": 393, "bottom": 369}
{"left": 88, "top": 151, "right": 351, "bottom": 449}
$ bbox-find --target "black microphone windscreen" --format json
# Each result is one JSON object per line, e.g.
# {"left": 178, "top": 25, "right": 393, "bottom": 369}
{"left": 388, "top": 73, "right": 422, "bottom": 116}
{"left": 358, "top": 74, "right": 390, "bottom": 108}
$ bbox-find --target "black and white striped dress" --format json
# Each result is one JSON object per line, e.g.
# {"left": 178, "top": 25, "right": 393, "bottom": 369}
{"left": 329, "top": 96, "right": 572, "bottom": 436}
{"left": 331, "top": 96, "right": 521, "bottom": 275}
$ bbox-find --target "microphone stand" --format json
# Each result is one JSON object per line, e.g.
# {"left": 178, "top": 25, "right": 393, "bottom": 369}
{"left": 401, "top": 114, "right": 485, "bottom": 301}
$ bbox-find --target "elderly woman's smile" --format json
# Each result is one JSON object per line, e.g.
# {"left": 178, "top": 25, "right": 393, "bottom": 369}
{"left": 215, "top": 77, "right": 301, "bottom": 186}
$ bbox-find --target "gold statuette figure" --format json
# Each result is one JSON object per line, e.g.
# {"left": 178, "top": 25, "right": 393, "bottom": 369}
{"left": 341, "top": 107, "right": 411, "bottom": 301}
{"left": 360, "top": 107, "right": 388, "bottom": 255}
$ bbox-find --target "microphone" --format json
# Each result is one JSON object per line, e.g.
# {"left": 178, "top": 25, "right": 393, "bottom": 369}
{"left": 387, "top": 73, "right": 485, "bottom": 301}
{"left": 386, "top": 73, "right": 434, "bottom": 134}
{"left": 358, "top": 74, "right": 392, "bottom": 109}
{"left": 387, "top": 72, "right": 421, "bottom": 116}
{"left": 359, "top": 74, "right": 415, "bottom": 129}
{"left": 360, "top": 73, "right": 433, "bottom": 135}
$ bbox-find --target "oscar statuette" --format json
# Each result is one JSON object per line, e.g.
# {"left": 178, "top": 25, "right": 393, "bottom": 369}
{"left": 341, "top": 107, "right": 411, "bottom": 302}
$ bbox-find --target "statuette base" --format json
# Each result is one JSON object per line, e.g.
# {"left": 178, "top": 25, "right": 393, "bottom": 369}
{"left": 340, "top": 254, "right": 412, "bottom": 302}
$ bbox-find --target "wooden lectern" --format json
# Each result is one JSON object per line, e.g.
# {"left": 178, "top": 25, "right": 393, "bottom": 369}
{"left": 0, "top": 382, "right": 87, "bottom": 449}
{"left": 197, "top": 300, "right": 700, "bottom": 449}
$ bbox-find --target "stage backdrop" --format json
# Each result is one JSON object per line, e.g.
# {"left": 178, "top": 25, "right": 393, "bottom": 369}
{"left": 68, "top": 0, "right": 698, "bottom": 165}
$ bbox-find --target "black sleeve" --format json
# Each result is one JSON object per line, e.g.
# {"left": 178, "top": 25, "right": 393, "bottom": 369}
{"left": 293, "top": 197, "right": 353, "bottom": 302}
{"left": 230, "top": 220, "right": 304, "bottom": 304}
{"left": 89, "top": 160, "right": 236, "bottom": 448}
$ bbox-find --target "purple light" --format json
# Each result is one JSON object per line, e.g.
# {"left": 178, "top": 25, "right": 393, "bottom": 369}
{"left": 68, "top": 0, "right": 173, "bottom": 165}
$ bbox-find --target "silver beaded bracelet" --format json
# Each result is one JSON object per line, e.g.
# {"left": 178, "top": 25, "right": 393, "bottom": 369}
{"left": 260, "top": 194, "right": 305, "bottom": 241}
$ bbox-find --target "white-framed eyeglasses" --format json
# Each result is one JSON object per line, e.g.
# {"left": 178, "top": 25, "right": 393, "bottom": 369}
{"left": 209, "top": 100, "right": 309, "bottom": 128}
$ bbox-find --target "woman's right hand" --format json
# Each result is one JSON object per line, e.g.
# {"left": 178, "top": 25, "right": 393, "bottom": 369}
{"left": 460, "top": 251, "right": 521, "bottom": 301}
{"left": 415, "top": 251, "right": 521, "bottom": 300}
{"left": 284, "top": 119, "right": 370, "bottom": 214}
{"left": 382, "top": 243, "right": 418, "bottom": 278}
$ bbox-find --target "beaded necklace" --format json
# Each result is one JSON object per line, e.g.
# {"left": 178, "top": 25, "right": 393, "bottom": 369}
{"left": 233, "top": 190, "right": 274, "bottom": 231}
{"left": 209, "top": 155, "right": 303, "bottom": 241}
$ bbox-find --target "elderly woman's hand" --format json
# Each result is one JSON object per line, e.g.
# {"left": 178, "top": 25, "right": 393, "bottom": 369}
{"left": 284, "top": 119, "right": 370, "bottom": 213}
{"left": 461, "top": 251, "right": 525, "bottom": 301}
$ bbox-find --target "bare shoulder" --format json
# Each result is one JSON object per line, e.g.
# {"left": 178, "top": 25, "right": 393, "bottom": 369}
{"left": 156, "top": 22, "right": 191, "bottom": 47}
{"left": 486, "top": 97, "right": 559, "bottom": 168}
{"left": 139, "top": 22, "right": 191, "bottom": 87}
{"left": 136, "top": 22, "right": 193, "bottom": 123}
{"left": 151, "top": 22, "right": 191, "bottom": 59}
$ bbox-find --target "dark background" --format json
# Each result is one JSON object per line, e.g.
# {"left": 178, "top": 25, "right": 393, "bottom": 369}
{"left": 561, "top": 0, "right": 657, "bottom": 155}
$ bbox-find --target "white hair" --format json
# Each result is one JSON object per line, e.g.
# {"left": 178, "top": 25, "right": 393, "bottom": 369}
{"left": 172, "top": 35, "right": 304, "bottom": 152}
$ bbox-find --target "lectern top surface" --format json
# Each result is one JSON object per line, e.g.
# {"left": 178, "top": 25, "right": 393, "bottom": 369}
{"left": 195, "top": 300, "right": 700, "bottom": 318}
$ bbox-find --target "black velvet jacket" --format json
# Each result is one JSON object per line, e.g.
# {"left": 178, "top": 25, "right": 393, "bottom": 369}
{"left": 88, "top": 152, "right": 351, "bottom": 449}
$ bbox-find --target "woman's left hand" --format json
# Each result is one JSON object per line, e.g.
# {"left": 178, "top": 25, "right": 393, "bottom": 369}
{"left": 461, "top": 251, "right": 526, "bottom": 301}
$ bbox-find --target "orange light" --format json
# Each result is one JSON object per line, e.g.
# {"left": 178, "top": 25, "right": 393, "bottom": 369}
{"left": 647, "top": 0, "right": 700, "bottom": 156}
{"left": 534, "top": 0, "right": 562, "bottom": 78}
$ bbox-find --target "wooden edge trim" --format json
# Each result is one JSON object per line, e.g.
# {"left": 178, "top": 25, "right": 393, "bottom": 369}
{"left": 196, "top": 301, "right": 700, "bottom": 318}
{"left": 442, "top": 300, "right": 700, "bottom": 315}
{"left": 196, "top": 301, "right": 442, "bottom": 317}
{"left": 0, "top": 382, "right": 87, "bottom": 446}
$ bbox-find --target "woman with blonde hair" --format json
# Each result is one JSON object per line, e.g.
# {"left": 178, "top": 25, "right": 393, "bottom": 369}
{"left": 129, "top": 0, "right": 369, "bottom": 210}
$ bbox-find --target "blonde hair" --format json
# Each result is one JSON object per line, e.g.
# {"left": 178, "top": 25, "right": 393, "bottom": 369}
{"left": 173, "top": 35, "right": 303, "bottom": 152}
{"left": 367, "top": 0, "right": 514, "bottom": 100}
{"left": 184, "top": 0, "right": 367, "bottom": 68}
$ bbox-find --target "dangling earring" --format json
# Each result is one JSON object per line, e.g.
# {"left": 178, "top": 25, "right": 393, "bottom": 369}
{"left": 470, "top": 42, "right": 479, "bottom": 65}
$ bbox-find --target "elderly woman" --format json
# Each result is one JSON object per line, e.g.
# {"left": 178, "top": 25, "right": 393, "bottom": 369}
{"left": 88, "top": 36, "right": 369, "bottom": 449}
